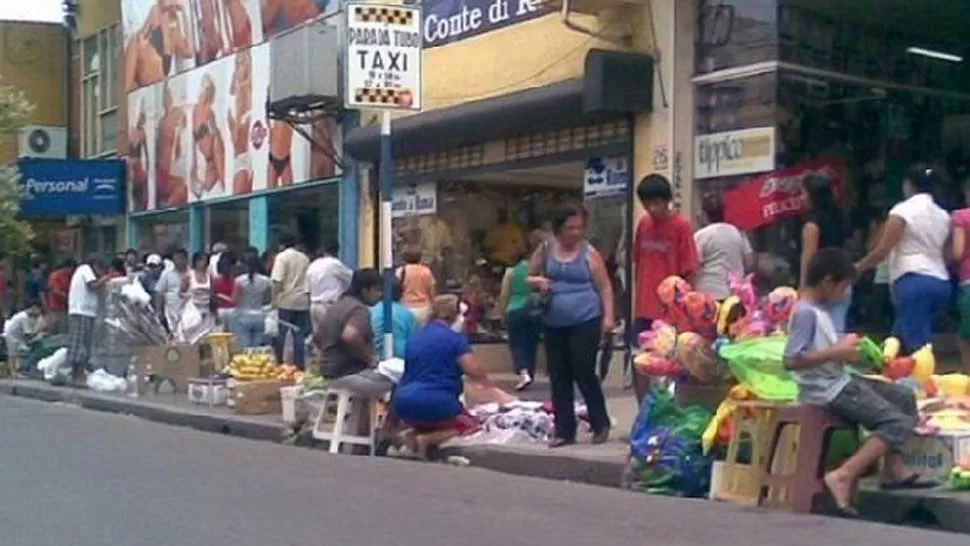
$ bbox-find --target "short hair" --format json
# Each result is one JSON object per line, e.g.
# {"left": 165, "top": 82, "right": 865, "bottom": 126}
{"left": 278, "top": 233, "right": 296, "bottom": 248}
{"left": 60, "top": 258, "right": 78, "bottom": 269}
{"left": 804, "top": 248, "right": 855, "bottom": 287}
{"left": 172, "top": 248, "right": 188, "bottom": 259}
{"left": 430, "top": 294, "right": 460, "bottom": 323}
{"left": 549, "top": 203, "right": 587, "bottom": 235}
{"left": 125, "top": 248, "right": 139, "bottom": 257}
{"left": 191, "top": 251, "right": 208, "bottom": 269}
{"left": 905, "top": 163, "right": 943, "bottom": 194}
{"left": 701, "top": 193, "right": 725, "bottom": 223}
{"left": 347, "top": 268, "right": 382, "bottom": 297}
{"left": 636, "top": 173, "right": 673, "bottom": 204}
{"left": 401, "top": 245, "right": 422, "bottom": 264}
{"left": 323, "top": 238, "right": 340, "bottom": 256}
{"left": 22, "top": 297, "right": 42, "bottom": 310}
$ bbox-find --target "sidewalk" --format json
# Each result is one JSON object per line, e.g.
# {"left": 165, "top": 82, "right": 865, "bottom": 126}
{"left": 2, "top": 377, "right": 969, "bottom": 534}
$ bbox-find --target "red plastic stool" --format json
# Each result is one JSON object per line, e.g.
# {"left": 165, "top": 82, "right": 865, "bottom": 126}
{"left": 757, "top": 404, "right": 859, "bottom": 513}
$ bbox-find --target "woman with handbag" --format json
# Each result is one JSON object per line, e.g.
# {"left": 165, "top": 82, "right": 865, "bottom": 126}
{"left": 497, "top": 230, "right": 545, "bottom": 390}
{"left": 527, "top": 204, "right": 614, "bottom": 447}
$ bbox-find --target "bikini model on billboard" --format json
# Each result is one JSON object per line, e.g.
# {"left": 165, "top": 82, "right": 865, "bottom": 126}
{"left": 128, "top": 100, "right": 150, "bottom": 210}
{"left": 224, "top": 0, "right": 253, "bottom": 48}
{"left": 191, "top": 74, "right": 227, "bottom": 199}
{"left": 124, "top": 0, "right": 194, "bottom": 92}
{"left": 156, "top": 85, "right": 190, "bottom": 207}
{"left": 228, "top": 49, "right": 254, "bottom": 195}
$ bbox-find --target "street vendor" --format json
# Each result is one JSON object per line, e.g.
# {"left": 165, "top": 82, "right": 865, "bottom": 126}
{"left": 785, "top": 248, "right": 932, "bottom": 517}
{"left": 393, "top": 294, "right": 497, "bottom": 459}
{"left": 4, "top": 298, "right": 44, "bottom": 376}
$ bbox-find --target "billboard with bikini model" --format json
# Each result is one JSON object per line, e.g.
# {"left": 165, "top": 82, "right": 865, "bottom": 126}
{"left": 122, "top": 0, "right": 341, "bottom": 211}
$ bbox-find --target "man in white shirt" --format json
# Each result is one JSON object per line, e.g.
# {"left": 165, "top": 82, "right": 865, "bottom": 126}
{"left": 66, "top": 257, "right": 108, "bottom": 383}
{"left": 271, "top": 233, "right": 311, "bottom": 369}
{"left": 209, "top": 242, "right": 228, "bottom": 277}
{"left": 306, "top": 239, "right": 352, "bottom": 335}
{"left": 155, "top": 249, "right": 189, "bottom": 335}
{"left": 4, "top": 298, "right": 43, "bottom": 376}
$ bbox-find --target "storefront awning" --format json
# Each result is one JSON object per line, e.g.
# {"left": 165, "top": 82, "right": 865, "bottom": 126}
{"left": 344, "top": 49, "right": 654, "bottom": 161}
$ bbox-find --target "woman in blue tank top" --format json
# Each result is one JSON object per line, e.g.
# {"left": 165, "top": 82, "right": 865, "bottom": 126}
{"left": 527, "top": 204, "right": 614, "bottom": 447}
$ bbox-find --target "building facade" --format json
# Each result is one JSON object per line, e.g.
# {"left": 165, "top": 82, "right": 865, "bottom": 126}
{"left": 118, "top": 0, "right": 355, "bottom": 263}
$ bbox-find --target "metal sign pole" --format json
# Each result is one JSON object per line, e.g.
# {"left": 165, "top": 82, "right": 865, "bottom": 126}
{"left": 379, "top": 110, "right": 394, "bottom": 361}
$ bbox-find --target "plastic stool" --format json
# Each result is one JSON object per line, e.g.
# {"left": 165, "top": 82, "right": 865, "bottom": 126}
{"left": 714, "top": 401, "right": 783, "bottom": 505}
{"left": 311, "top": 388, "right": 379, "bottom": 455}
{"left": 757, "top": 404, "right": 859, "bottom": 513}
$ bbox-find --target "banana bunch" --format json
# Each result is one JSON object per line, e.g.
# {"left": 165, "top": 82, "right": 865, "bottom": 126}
{"left": 227, "top": 353, "right": 279, "bottom": 380}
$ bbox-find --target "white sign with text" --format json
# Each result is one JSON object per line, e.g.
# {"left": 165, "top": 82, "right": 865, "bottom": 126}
{"left": 392, "top": 182, "right": 437, "bottom": 218}
{"left": 694, "top": 126, "right": 775, "bottom": 179}
{"left": 345, "top": 3, "right": 423, "bottom": 110}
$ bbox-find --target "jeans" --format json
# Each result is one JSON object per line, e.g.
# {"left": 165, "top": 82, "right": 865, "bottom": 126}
{"left": 544, "top": 318, "right": 610, "bottom": 440}
{"left": 892, "top": 272, "right": 952, "bottom": 354}
{"left": 506, "top": 311, "right": 541, "bottom": 376}
{"left": 275, "top": 308, "right": 310, "bottom": 369}
{"left": 234, "top": 312, "right": 265, "bottom": 349}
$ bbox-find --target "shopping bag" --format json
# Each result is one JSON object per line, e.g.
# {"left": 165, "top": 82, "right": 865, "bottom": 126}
{"left": 717, "top": 336, "right": 798, "bottom": 401}
{"left": 264, "top": 308, "right": 279, "bottom": 338}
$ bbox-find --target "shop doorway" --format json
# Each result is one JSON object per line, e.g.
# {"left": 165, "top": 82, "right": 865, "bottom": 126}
{"left": 267, "top": 184, "right": 339, "bottom": 255}
{"left": 391, "top": 157, "right": 631, "bottom": 344}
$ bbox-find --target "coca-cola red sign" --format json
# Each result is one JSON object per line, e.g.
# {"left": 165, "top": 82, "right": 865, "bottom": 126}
{"left": 722, "top": 159, "right": 843, "bottom": 230}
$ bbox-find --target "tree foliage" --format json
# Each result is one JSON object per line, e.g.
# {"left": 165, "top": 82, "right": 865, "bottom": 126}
{"left": 0, "top": 82, "right": 35, "bottom": 258}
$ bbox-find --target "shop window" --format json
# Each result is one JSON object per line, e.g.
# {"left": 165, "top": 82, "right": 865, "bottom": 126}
{"left": 696, "top": 0, "right": 779, "bottom": 74}
{"left": 695, "top": 72, "right": 778, "bottom": 134}
{"left": 80, "top": 25, "right": 119, "bottom": 158}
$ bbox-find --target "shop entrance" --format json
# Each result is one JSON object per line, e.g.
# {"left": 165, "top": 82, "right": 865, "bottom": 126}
{"left": 392, "top": 156, "right": 630, "bottom": 344}
{"left": 267, "top": 183, "right": 340, "bottom": 255}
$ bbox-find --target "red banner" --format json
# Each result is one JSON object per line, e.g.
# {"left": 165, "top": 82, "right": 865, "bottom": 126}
{"left": 722, "top": 159, "right": 843, "bottom": 230}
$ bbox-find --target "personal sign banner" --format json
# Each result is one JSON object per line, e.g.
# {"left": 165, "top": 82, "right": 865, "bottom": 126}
{"left": 345, "top": 3, "right": 423, "bottom": 111}
{"left": 17, "top": 158, "right": 125, "bottom": 217}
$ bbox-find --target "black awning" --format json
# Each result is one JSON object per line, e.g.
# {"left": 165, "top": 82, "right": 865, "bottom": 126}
{"left": 344, "top": 49, "right": 654, "bottom": 161}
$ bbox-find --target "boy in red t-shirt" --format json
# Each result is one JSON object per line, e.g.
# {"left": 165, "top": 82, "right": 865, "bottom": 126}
{"left": 631, "top": 174, "right": 699, "bottom": 403}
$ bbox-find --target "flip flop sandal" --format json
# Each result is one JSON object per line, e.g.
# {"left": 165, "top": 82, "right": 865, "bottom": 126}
{"left": 881, "top": 474, "right": 938, "bottom": 490}
{"left": 823, "top": 478, "right": 858, "bottom": 517}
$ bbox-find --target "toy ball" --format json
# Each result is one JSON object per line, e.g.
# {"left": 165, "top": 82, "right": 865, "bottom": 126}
{"left": 765, "top": 286, "right": 798, "bottom": 325}
{"left": 675, "top": 331, "right": 719, "bottom": 382}
{"left": 682, "top": 291, "right": 718, "bottom": 329}
{"left": 657, "top": 276, "right": 692, "bottom": 311}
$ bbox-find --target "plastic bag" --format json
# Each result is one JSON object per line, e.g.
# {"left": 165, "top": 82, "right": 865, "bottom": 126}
{"left": 86, "top": 369, "right": 127, "bottom": 393}
{"left": 264, "top": 307, "right": 279, "bottom": 337}
{"left": 38, "top": 347, "right": 68, "bottom": 381}
{"left": 121, "top": 279, "right": 152, "bottom": 307}
{"left": 377, "top": 357, "right": 405, "bottom": 384}
{"left": 628, "top": 385, "right": 713, "bottom": 497}
{"left": 717, "top": 336, "right": 798, "bottom": 401}
{"left": 176, "top": 301, "right": 214, "bottom": 345}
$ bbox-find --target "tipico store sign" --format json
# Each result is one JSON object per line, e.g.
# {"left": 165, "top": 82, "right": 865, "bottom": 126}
{"left": 694, "top": 126, "right": 775, "bottom": 179}
{"left": 345, "top": 3, "right": 423, "bottom": 110}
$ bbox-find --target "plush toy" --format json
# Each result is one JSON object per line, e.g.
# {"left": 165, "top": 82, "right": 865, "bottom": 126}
{"left": 727, "top": 273, "right": 757, "bottom": 313}
{"left": 633, "top": 353, "right": 683, "bottom": 378}
{"left": 911, "top": 345, "right": 936, "bottom": 383}
{"left": 638, "top": 320, "right": 678, "bottom": 358}
{"left": 657, "top": 276, "right": 692, "bottom": 328}
{"left": 682, "top": 291, "right": 718, "bottom": 338}
{"left": 764, "top": 286, "right": 798, "bottom": 327}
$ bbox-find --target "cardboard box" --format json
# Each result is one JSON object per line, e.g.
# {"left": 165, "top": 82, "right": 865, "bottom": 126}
{"left": 133, "top": 345, "right": 202, "bottom": 395}
{"left": 232, "top": 379, "right": 283, "bottom": 415}
{"left": 900, "top": 432, "right": 970, "bottom": 482}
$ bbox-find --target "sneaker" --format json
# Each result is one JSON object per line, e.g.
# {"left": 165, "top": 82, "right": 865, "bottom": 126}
{"left": 514, "top": 372, "right": 533, "bottom": 391}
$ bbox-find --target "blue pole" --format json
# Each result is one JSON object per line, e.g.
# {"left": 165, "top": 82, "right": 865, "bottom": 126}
{"left": 379, "top": 111, "right": 394, "bottom": 361}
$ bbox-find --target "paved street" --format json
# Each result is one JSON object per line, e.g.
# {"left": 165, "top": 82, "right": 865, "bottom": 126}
{"left": 0, "top": 396, "right": 965, "bottom": 546}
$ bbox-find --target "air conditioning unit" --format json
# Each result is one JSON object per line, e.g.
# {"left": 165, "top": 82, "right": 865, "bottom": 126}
{"left": 269, "top": 23, "right": 340, "bottom": 115}
{"left": 18, "top": 125, "right": 67, "bottom": 159}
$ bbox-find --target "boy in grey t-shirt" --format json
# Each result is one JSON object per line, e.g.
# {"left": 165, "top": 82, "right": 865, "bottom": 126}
{"left": 784, "top": 248, "right": 929, "bottom": 517}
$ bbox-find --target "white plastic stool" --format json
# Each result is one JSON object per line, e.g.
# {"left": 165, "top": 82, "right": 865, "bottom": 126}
{"left": 310, "top": 388, "right": 379, "bottom": 455}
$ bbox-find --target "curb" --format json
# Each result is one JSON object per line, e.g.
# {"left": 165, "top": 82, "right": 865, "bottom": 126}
{"left": 2, "top": 381, "right": 969, "bottom": 534}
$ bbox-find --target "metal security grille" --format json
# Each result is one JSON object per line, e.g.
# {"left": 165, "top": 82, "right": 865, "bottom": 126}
{"left": 504, "top": 120, "right": 629, "bottom": 161}
{"left": 397, "top": 144, "right": 486, "bottom": 174}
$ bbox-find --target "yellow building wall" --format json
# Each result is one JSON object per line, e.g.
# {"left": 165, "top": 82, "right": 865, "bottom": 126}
{"left": 0, "top": 21, "right": 68, "bottom": 165}
{"left": 77, "top": 0, "right": 123, "bottom": 38}
{"left": 357, "top": 9, "right": 652, "bottom": 264}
